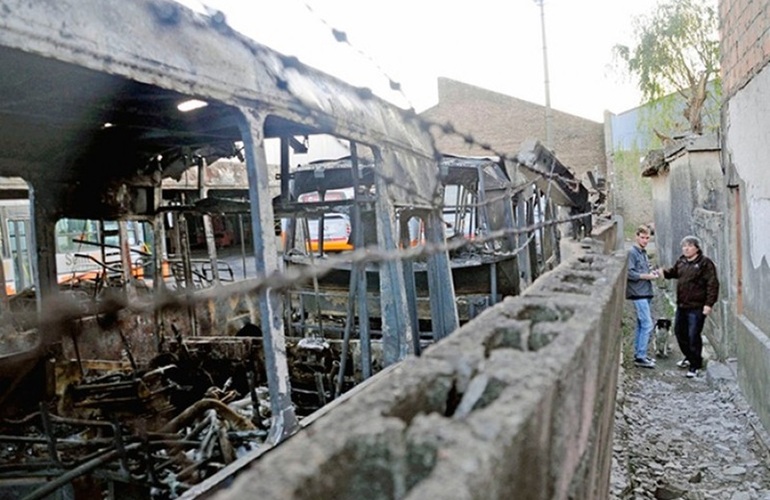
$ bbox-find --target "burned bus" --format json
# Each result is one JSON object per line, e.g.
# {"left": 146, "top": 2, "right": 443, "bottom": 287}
{"left": 279, "top": 154, "right": 561, "bottom": 328}
{"left": 0, "top": 1, "right": 456, "bottom": 498}
{"left": 0, "top": 1, "right": 591, "bottom": 498}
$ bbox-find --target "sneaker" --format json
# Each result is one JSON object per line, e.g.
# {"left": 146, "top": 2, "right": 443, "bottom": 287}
{"left": 676, "top": 358, "right": 690, "bottom": 369}
{"left": 634, "top": 357, "right": 656, "bottom": 369}
{"left": 685, "top": 369, "right": 699, "bottom": 378}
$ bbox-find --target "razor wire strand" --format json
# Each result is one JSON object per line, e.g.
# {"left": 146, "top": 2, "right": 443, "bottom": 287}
{"left": 1, "top": 208, "right": 590, "bottom": 335}
{"left": 298, "top": 0, "right": 414, "bottom": 112}
{"left": 256, "top": 30, "right": 587, "bottom": 239}
{"left": 273, "top": 2, "right": 585, "bottom": 190}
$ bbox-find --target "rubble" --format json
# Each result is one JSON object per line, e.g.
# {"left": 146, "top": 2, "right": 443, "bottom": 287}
{"left": 612, "top": 302, "right": 770, "bottom": 499}
{"left": 0, "top": 331, "right": 274, "bottom": 499}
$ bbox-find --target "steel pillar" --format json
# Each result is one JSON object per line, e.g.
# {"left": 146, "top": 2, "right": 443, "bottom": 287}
{"left": 374, "top": 151, "right": 413, "bottom": 365}
{"left": 424, "top": 209, "right": 459, "bottom": 340}
{"left": 236, "top": 108, "right": 297, "bottom": 441}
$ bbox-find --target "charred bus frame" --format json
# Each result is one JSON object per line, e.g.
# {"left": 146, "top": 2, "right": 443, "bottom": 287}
{"left": 0, "top": 1, "right": 456, "bottom": 497}
{"left": 0, "top": 2, "right": 591, "bottom": 498}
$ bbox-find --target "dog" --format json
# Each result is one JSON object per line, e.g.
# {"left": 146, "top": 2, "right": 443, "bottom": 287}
{"left": 654, "top": 318, "right": 673, "bottom": 358}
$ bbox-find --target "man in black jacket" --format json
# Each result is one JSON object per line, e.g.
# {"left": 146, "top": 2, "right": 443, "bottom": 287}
{"left": 660, "top": 235, "right": 720, "bottom": 378}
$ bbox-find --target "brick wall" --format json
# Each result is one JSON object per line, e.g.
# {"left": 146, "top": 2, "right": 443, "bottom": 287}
{"left": 421, "top": 78, "right": 606, "bottom": 178}
{"left": 720, "top": 0, "right": 770, "bottom": 440}
{"left": 720, "top": 0, "right": 770, "bottom": 97}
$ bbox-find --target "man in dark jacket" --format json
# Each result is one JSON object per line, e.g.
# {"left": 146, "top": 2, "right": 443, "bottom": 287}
{"left": 626, "top": 225, "right": 659, "bottom": 368}
{"left": 660, "top": 235, "right": 719, "bottom": 378}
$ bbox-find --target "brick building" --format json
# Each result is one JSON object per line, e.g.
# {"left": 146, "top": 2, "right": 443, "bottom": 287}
{"left": 419, "top": 77, "right": 606, "bottom": 179}
{"left": 719, "top": 0, "right": 770, "bottom": 434}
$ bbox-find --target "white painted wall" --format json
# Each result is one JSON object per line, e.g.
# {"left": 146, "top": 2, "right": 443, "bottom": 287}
{"left": 725, "top": 66, "right": 770, "bottom": 270}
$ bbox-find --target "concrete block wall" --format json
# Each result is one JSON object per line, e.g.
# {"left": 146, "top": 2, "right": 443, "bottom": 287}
{"left": 213, "top": 245, "right": 626, "bottom": 500}
{"left": 735, "top": 316, "right": 770, "bottom": 435}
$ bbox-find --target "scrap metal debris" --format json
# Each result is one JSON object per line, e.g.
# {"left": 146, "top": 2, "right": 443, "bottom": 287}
{"left": 0, "top": 329, "right": 273, "bottom": 499}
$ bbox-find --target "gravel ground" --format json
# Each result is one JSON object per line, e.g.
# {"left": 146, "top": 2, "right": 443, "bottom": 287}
{"left": 611, "top": 298, "right": 770, "bottom": 500}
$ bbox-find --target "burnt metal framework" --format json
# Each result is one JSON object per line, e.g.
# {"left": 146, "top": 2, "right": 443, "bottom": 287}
{"left": 280, "top": 155, "right": 548, "bottom": 313}
{"left": 275, "top": 153, "right": 573, "bottom": 389}
{"left": 0, "top": 1, "right": 457, "bottom": 497}
{"left": 513, "top": 139, "right": 593, "bottom": 239}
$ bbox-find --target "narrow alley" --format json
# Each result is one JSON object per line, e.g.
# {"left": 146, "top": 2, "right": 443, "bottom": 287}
{"left": 611, "top": 295, "right": 770, "bottom": 499}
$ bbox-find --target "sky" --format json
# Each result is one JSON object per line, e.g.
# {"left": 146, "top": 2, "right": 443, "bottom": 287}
{"left": 175, "top": 0, "right": 660, "bottom": 122}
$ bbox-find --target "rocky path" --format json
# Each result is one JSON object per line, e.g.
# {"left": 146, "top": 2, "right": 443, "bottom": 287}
{"left": 611, "top": 304, "right": 770, "bottom": 499}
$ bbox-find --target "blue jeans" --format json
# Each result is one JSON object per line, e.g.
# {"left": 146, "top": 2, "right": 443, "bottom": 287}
{"left": 632, "top": 298, "right": 653, "bottom": 360}
{"left": 674, "top": 308, "right": 705, "bottom": 370}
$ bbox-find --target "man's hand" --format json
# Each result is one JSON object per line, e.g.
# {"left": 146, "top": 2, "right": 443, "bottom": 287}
{"left": 703, "top": 305, "right": 713, "bottom": 316}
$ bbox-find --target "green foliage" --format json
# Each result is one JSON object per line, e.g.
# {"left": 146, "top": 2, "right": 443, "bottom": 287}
{"left": 638, "top": 94, "right": 682, "bottom": 148}
{"left": 612, "top": 149, "right": 653, "bottom": 234}
{"left": 624, "top": 221, "right": 639, "bottom": 241}
{"left": 701, "top": 77, "right": 722, "bottom": 131}
{"left": 614, "top": 0, "right": 721, "bottom": 134}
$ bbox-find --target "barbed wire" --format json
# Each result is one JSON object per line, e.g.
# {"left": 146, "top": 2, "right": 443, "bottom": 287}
{"left": 1, "top": 210, "right": 589, "bottom": 341}
{"left": 194, "top": 0, "right": 591, "bottom": 245}
{"left": 286, "top": 1, "right": 583, "bottom": 190}
{"left": 298, "top": 1, "right": 416, "bottom": 113}
{"left": 0, "top": 5, "right": 606, "bottom": 497}
{"left": 266, "top": 51, "right": 585, "bottom": 231}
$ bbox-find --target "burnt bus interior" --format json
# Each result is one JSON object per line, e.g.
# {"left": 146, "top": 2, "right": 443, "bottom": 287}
{"left": 0, "top": 34, "right": 463, "bottom": 496}
{"left": 0, "top": 49, "right": 231, "bottom": 500}
{"left": 0, "top": 44, "right": 375, "bottom": 498}
{"left": 0, "top": 3, "right": 593, "bottom": 498}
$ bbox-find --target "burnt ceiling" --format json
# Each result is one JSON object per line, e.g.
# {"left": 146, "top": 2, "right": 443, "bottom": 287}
{"left": 0, "top": 45, "right": 243, "bottom": 186}
{"left": 0, "top": 44, "right": 354, "bottom": 220}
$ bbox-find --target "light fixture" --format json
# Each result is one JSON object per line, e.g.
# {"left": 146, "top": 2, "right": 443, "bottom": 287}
{"left": 177, "top": 99, "right": 208, "bottom": 112}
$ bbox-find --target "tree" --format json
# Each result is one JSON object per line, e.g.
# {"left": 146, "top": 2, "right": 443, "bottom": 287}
{"left": 614, "top": 0, "right": 720, "bottom": 135}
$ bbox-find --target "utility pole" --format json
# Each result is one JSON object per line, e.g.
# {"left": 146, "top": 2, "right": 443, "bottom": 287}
{"left": 535, "top": 0, "right": 553, "bottom": 149}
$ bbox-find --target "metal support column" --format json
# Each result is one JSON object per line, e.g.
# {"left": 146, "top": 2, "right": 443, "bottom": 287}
{"left": 198, "top": 157, "right": 219, "bottom": 284}
{"left": 177, "top": 211, "right": 198, "bottom": 337}
{"left": 29, "top": 184, "right": 58, "bottom": 310}
{"left": 152, "top": 210, "right": 166, "bottom": 351}
{"left": 526, "top": 197, "right": 540, "bottom": 280}
{"left": 237, "top": 108, "right": 297, "bottom": 441}
{"left": 399, "top": 213, "right": 421, "bottom": 355}
{"left": 423, "top": 209, "right": 459, "bottom": 340}
{"left": 374, "top": 151, "right": 413, "bottom": 365}
{"left": 349, "top": 144, "right": 371, "bottom": 377}
{"left": 118, "top": 221, "right": 135, "bottom": 299}
{"left": 476, "top": 164, "right": 492, "bottom": 244}
{"left": 516, "top": 192, "right": 533, "bottom": 287}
